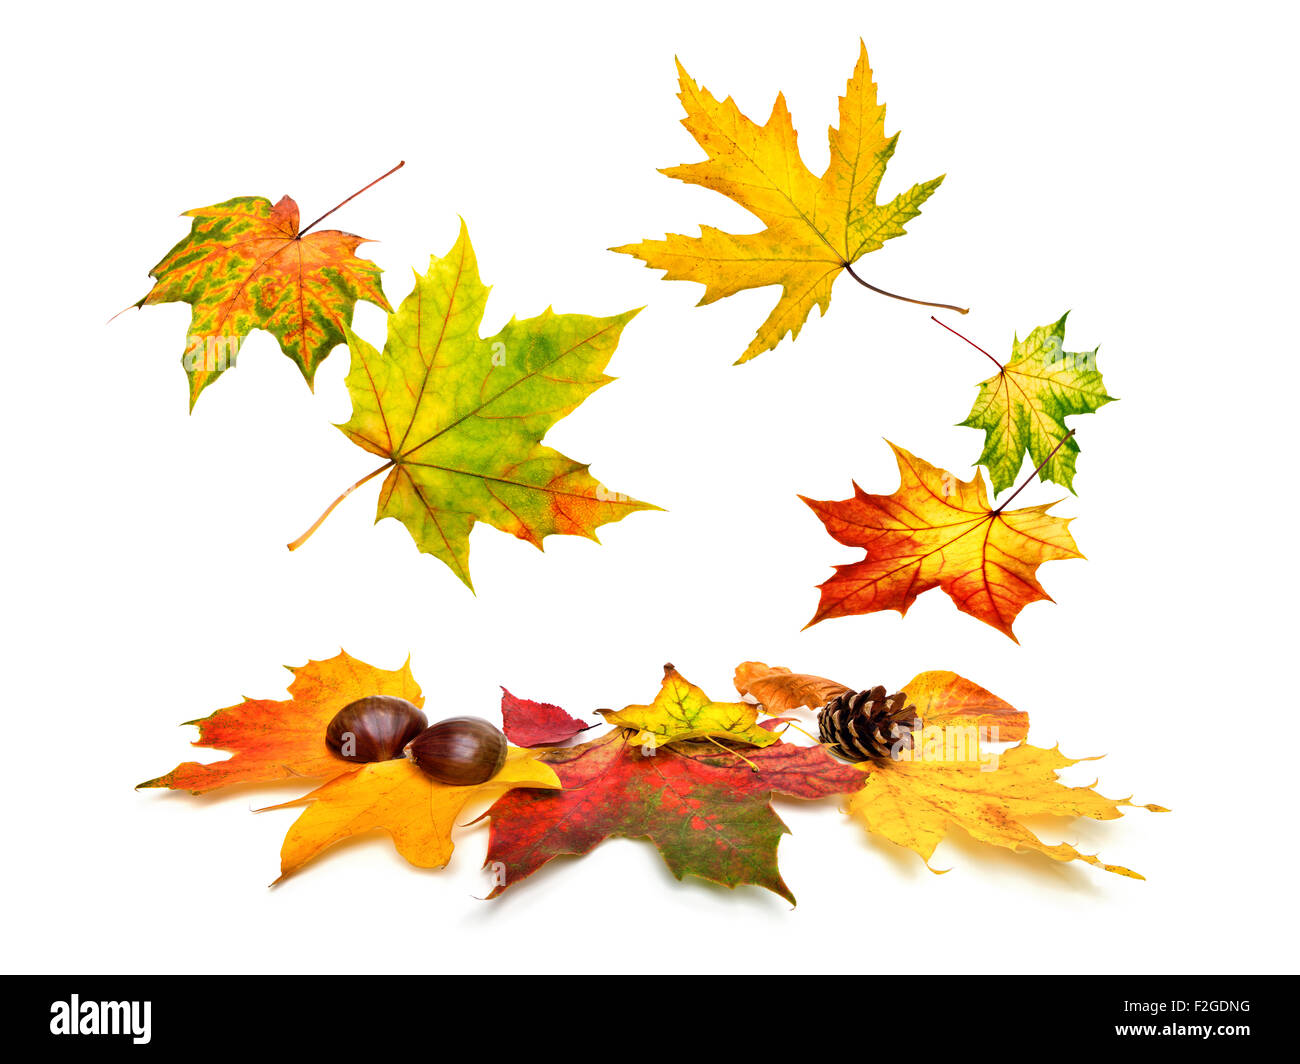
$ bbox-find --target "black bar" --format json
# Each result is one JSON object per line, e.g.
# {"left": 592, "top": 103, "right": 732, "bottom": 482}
{"left": 6, "top": 975, "right": 1292, "bottom": 1050}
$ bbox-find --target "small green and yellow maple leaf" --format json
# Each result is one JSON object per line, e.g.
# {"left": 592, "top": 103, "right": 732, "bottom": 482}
{"left": 135, "top": 178, "right": 396, "bottom": 407}
{"left": 959, "top": 314, "right": 1114, "bottom": 493}
{"left": 290, "top": 221, "right": 658, "bottom": 586}
{"left": 598, "top": 663, "right": 778, "bottom": 749}
{"left": 614, "top": 40, "right": 959, "bottom": 364}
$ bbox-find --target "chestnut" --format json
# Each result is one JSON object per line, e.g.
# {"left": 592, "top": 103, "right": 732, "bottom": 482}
{"left": 325, "top": 696, "right": 428, "bottom": 764}
{"left": 404, "top": 716, "right": 507, "bottom": 785}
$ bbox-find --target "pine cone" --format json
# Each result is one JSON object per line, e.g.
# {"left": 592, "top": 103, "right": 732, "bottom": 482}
{"left": 818, "top": 686, "right": 917, "bottom": 762}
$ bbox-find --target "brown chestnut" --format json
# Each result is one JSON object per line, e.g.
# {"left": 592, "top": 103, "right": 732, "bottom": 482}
{"left": 325, "top": 696, "right": 428, "bottom": 763}
{"left": 404, "top": 716, "right": 507, "bottom": 785}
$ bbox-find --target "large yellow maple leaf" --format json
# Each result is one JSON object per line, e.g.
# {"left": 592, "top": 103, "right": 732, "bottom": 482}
{"left": 614, "top": 41, "right": 958, "bottom": 363}
{"left": 733, "top": 661, "right": 1165, "bottom": 878}
{"left": 848, "top": 744, "right": 1166, "bottom": 877}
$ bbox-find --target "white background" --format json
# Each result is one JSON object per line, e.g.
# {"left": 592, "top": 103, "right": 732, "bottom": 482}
{"left": 3, "top": 0, "right": 1296, "bottom": 974}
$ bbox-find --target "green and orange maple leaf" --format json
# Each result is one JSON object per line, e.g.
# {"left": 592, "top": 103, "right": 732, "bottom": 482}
{"left": 289, "top": 222, "right": 657, "bottom": 587}
{"left": 134, "top": 168, "right": 401, "bottom": 407}
{"left": 952, "top": 314, "right": 1114, "bottom": 494}
{"left": 802, "top": 442, "right": 1082, "bottom": 640}
{"left": 735, "top": 662, "right": 1165, "bottom": 877}
{"left": 614, "top": 40, "right": 960, "bottom": 364}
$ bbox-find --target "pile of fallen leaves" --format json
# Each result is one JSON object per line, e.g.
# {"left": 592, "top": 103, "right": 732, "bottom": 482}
{"left": 141, "top": 653, "right": 1163, "bottom": 899}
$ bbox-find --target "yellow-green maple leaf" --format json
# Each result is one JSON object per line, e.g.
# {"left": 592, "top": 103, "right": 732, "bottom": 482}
{"left": 960, "top": 314, "right": 1114, "bottom": 494}
{"left": 599, "top": 664, "right": 778, "bottom": 749}
{"left": 614, "top": 41, "right": 949, "bottom": 363}
{"left": 295, "top": 222, "right": 657, "bottom": 587}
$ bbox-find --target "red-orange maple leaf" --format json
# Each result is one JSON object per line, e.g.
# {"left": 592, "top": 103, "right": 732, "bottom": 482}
{"left": 802, "top": 442, "right": 1082, "bottom": 640}
{"left": 137, "top": 651, "right": 422, "bottom": 793}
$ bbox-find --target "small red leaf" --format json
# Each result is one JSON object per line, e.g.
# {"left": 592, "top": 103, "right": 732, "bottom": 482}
{"left": 500, "top": 687, "right": 592, "bottom": 747}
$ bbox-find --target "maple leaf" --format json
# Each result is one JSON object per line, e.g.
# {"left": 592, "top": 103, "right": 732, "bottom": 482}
{"left": 734, "top": 661, "right": 1029, "bottom": 741}
{"left": 802, "top": 441, "right": 1082, "bottom": 640}
{"left": 597, "top": 663, "right": 778, "bottom": 748}
{"left": 137, "top": 651, "right": 422, "bottom": 794}
{"left": 266, "top": 748, "right": 560, "bottom": 883}
{"left": 134, "top": 164, "right": 402, "bottom": 408}
{"left": 139, "top": 649, "right": 562, "bottom": 882}
{"left": 485, "top": 728, "right": 864, "bottom": 902}
{"left": 734, "top": 660, "right": 1162, "bottom": 877}
{"left": 288, "top": 222, "right": 657, "bottom": 587}
{"left": 500, "top": 687, "right": 592, "bottom": 747}
{"left": 941, "top": 314, "right": 1114, "bottom": 494}
{"left": 847, "top": 743, "right": 1166, "bottom": 877}
{"left": 613, "top": 41, "right": 963, "bottom": 364}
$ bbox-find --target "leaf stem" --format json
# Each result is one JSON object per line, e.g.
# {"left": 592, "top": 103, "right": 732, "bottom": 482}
{"left": 298, "top": 161, "right": 406, "bottom": 237}
{"left": 841, "top": 263, "right": 968, "bottom": 315}
{"left": 775, "top": 718, "right": 824, "bottom": 746}
{"left": 703, "top": 734, "right": 760, "bottom": 772}
{"left": 930, "top": 314, "right": 1003, "bottom": 370}
{"left": 992, "top": 430, "right": 1075, "bottom": 513}
{"left": 287, "top": 461, "right": 394, "bottom": 551}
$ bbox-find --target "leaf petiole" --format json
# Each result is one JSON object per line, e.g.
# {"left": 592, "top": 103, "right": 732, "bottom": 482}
{"left": 930, "top": 314, "right": 1003, "bottom": 370}
{"left": 841, "top": 263, "right": 968, "bottom": 315}
{"left": 703, "top": 734, "right": 760, "bottom": 772}
{"left": 286, "top": 461, "right": 393, "bottom": 551}
{"left": 991, "top": 430, "right": 1076, "bottom": 514}
{"left": 298, "top": 161, "right": 406, "bottom": 237}
{"left": 774, "top": 718, "right": 825, "bottom": 747}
